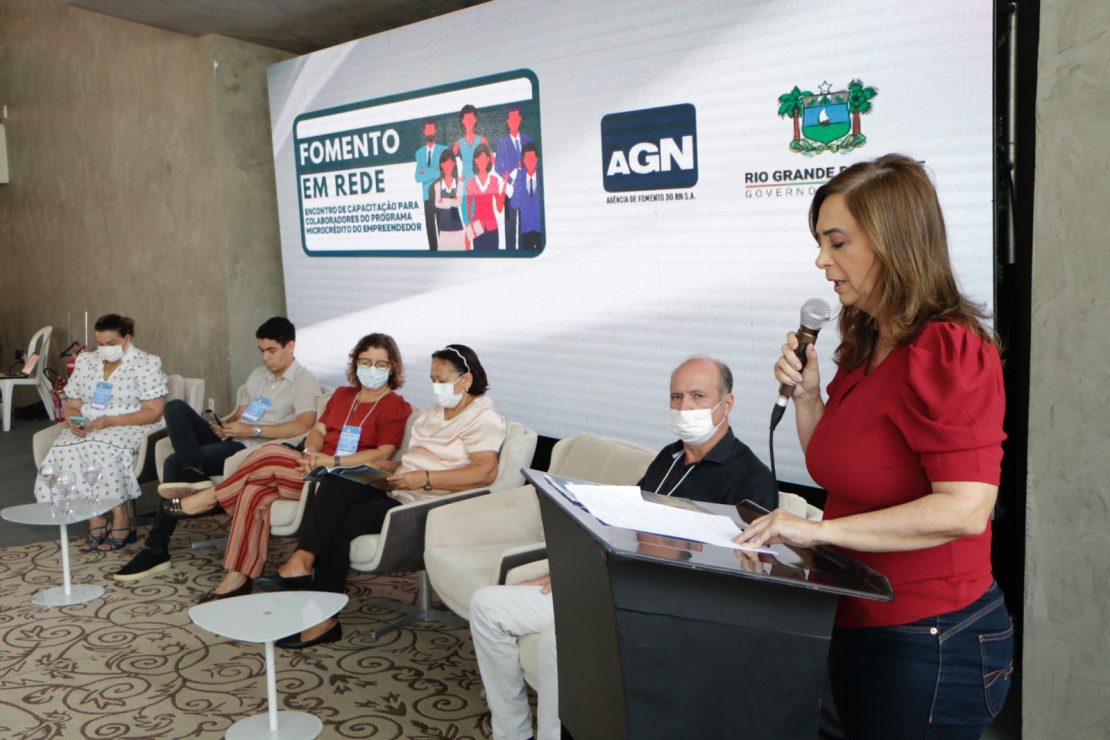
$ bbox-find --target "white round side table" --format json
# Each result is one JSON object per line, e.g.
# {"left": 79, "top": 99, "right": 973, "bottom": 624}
{"left": 189, "top": 590, "right": 348, "bottom": 739}
{"left": 1, "top": 497, "right": 124, "bottom": 607}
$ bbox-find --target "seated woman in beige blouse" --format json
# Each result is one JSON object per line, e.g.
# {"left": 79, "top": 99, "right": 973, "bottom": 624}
{"left": 267, "top": 343, "right": 507, "bottom": 649}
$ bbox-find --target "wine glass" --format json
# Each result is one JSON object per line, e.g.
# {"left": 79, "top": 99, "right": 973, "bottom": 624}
{"left": 40, "top": 463, "right": 59, "bottom": 515}
{"left": 54, "top": 473, "right": 76, "bottom": 518}
{"left": 40, "top": 462, "right": 59, "bottom": 491}
{"left": 81, "top": 461, "right": 103, "bottom": 508}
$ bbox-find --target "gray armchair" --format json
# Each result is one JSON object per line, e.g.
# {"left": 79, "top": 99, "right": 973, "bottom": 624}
{"left": 350, "top": 420, "right": 539, "bottom": 638}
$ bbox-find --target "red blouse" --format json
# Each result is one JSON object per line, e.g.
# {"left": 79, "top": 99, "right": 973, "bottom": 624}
{"left": 806, "top": 322, "right": 1006, "bottom": 627}
{"left": 317, "top": 386, "right": 411, "bottom": 457}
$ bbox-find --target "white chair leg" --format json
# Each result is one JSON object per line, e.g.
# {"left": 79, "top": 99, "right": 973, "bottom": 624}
{"left": 366, "top": 571, "right": 464, "bottom": 640}
{"left": 1, "top": 381, "right": 11, "bottom": 432}
{"left": 191, "top": 536, "right": 228, "bottom": 551}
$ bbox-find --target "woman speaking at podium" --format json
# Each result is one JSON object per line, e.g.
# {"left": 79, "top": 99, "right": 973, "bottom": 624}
{"left": 739, "top": 154, "right": 1013, "bottom": 739}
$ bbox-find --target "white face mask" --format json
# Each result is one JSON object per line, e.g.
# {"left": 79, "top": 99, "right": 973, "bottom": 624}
{"left": 357, "top": 365, "right": 390, "bottom": 389}
{"left": 669, "top": 400, "right": 725, "bottom": 445}
{"left": 432, "top": 380, "right": 465, "bottom": 409}
{"left": 99, "top": 343, "right": 125, "bottom": 363}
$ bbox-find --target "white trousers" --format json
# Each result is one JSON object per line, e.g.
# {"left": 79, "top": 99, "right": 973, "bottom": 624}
{"left": 469, "top": 585, "right": 559, "bottom": 740}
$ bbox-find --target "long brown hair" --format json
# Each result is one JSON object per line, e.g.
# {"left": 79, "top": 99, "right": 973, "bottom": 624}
{"left": 809, "top": 154, "right": 994, "bottom": 369}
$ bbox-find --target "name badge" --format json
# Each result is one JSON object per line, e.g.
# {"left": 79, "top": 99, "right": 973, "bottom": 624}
{"left": 336, "top": 424, "right": 362, "bottom": 457}
{"left": 91, "top": 381, "right": 113, "bottom": 410}
{"left": 241, "top": 395, "right": 272, "bottom": 423}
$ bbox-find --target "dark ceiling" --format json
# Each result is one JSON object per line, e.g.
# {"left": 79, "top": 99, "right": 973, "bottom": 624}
{"left": 63, "top": 0, "right": 487, "bottom": 55}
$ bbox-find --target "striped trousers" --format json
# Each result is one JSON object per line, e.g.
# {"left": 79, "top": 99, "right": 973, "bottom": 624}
{"left": 213, "top": 444, "right": 305, "bottom": 578}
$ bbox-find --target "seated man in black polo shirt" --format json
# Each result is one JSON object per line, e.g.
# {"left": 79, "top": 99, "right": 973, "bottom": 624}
{"left": 468, "top": 356, "right": 775, "bottom": 740}
{"left": 640, "top": 355, "right": 776, "bottom": 508}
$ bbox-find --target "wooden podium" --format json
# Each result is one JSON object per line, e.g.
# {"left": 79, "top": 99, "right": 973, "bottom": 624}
{"left": 524, "top": 469, "right": 892, "bottom": 740}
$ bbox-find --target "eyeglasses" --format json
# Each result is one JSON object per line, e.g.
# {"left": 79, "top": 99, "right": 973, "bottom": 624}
{"left": 356, "top": 359, "right": 392, "bottom": 369}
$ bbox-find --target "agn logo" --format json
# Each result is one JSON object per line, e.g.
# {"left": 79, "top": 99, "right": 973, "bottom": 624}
{"left": 601, "top": 103, "right": 698, "bottom": 192}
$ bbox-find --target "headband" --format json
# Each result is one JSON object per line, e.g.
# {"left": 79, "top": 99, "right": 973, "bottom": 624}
{"left": 442, "top": 346, "right": 470, "bottom": 374}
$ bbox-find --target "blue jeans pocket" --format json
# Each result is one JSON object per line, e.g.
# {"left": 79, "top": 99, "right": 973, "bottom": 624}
{"left": 979, "top": 624, "right": 1014, "bottom": 718}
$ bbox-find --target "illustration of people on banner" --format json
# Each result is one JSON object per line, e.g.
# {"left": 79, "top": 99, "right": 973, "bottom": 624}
{"left": 435, "top": 102, "right": 542, "bottom": 253}
{"left": 296, "top": 72, "right": 544, "bottom": 256}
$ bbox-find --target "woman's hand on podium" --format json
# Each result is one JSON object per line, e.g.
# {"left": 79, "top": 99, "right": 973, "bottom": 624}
{"left": 735, "top": 508, "right": 822, "bottom": 549}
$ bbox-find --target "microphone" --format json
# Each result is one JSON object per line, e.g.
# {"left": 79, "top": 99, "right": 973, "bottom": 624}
{"left": 770, "top": 298, "right": 832, "bottom": 431}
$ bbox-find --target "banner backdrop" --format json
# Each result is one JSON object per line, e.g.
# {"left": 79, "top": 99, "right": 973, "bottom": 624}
{"left": 268, "top": 0, "right": 995, "bottom": 486}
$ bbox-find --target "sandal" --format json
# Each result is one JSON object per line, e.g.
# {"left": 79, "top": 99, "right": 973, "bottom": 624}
{"left": 97, "top": 525, "right": 138, "bottom": 551}
{"left": 80, "top": 520, "right": 109, "bottom": 552}
{"left": 161, "top": 497, "right": 221, "bottom": 520}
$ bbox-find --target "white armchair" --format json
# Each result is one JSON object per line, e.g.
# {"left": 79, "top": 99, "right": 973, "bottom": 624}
{"left": 424, "top": 432, "right": 658, "bottom": 620}
{"left": 166, "top": 375, "right": 206, "bottom": 413}
{"left": 350, "top": 420, "right": 539, "bottom": 638}
{"left": 777, "top": 491, "right": 824, "bottom": 522}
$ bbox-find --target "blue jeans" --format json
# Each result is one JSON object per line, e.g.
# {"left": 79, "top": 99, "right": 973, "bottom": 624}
{"left": 828, "top": 582, "right": 1014, "bottom": 739}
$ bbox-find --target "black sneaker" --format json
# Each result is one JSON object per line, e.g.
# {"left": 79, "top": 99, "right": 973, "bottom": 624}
{"left": 112, "top": 549, "right": 171, "bottom": 582}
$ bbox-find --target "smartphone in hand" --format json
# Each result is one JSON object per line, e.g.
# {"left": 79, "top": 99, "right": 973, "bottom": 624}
{"left": 206, "top": 409, "right": 223, "bottom": 427}
{"left": 70, "top": 416, "right": 88, "bottom": 426}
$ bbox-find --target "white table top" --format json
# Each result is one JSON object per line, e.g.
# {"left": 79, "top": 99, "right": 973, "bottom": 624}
{"left": 1, "top": 498, "right": 125, "bottom": 526}
{"left": 189, "top": 591, "right": 348, "bottom": 644}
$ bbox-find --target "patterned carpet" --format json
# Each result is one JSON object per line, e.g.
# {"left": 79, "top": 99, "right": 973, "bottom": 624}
{"left": 0, "top": 516, "right": 495, "bottom": 739}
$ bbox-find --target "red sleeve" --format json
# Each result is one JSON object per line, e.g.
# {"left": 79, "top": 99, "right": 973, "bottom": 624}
{"left": 896, "top": 323, "right": 1006, "bottom": 483}
{"left": 367, "top": 393, "right": 412, "bottom": 449}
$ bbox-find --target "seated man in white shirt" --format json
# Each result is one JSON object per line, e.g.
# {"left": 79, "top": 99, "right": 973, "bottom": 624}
{"left": 112, "top": 316, "right": 322, "bottom": 581}
{"left": 469, "top": 356, "right": 775, "bottom": 740}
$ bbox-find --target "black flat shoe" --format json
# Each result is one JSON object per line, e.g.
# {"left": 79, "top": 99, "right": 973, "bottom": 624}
{"left": 197, "top": 577, "right": 253, "bottom": 604}
{"left": 275, "top": 620, "right": 342, "bottom": 649}
{"left": 162, "top": 497, "right": 220, "bottom": 520}
{"left": 256, "top": 573, "right": 313, "bottom": 592}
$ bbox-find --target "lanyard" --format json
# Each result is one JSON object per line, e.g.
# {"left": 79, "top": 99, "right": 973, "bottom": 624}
{"left": 342, "top": 391, "right": 383, "bottom": 430}
{"left": 259, "top": 374, "right": 288, "bottom": 403}
{"left": 654, "top": 452, "right": 699, "bottom": 497}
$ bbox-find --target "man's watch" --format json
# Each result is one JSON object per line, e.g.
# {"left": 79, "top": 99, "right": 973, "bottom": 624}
{"left": 251, "top": 426, "right": 261, "bottom": 439}
{"left": 423, "top": 471, "right": 434, "bottom": 491}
